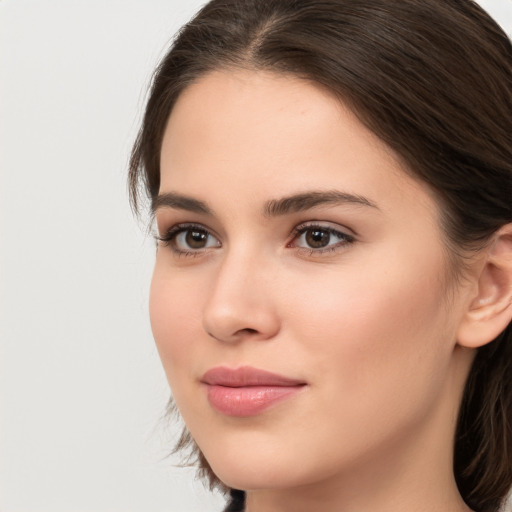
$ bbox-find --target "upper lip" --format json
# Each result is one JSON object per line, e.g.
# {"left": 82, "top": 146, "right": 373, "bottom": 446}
{"left": 201, "top": 366, "right": 306, "bottom": 387}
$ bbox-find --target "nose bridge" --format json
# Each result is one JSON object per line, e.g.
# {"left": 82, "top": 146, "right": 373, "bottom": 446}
{"left": 202, "top": 242, "right": 279, "bottom": 342}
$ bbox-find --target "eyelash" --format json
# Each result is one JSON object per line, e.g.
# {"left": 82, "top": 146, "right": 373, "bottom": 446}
{"left": 290, "top": 223, "right": 355, "bottom": 255}
{"left": 155, "top": 222, "right": 355, "bottom": 257}
{"left": 156, "top": 223, "right": 216, "bottom": 257}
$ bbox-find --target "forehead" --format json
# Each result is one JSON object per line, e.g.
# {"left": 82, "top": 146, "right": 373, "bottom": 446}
{"left": 159, "top": 69, "right": 434, "bottom": 218}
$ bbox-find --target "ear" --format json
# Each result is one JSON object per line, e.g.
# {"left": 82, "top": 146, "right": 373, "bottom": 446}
{"left": 457, "top": 224, "right": 512, "bottom": 349}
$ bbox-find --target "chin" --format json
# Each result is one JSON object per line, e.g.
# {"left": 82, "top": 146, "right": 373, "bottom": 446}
{"left": 215, "top": 467, "right": 301, "bottom": 492}
{"left": 203, "top": 443, "right": 332, "bottom": 492}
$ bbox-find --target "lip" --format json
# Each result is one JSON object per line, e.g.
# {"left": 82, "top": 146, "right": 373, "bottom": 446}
{"left": 201, "top": 366, "right": 307, "bottom": 417}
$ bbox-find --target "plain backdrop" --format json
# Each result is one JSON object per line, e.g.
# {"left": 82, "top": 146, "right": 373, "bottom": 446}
{"left": 1, "top": 1, "right": 511, "bottom": 511}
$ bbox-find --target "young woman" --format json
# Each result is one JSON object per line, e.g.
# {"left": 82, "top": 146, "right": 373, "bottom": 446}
{"left": 129, "top": 1, "right": 512, "bottom": 511}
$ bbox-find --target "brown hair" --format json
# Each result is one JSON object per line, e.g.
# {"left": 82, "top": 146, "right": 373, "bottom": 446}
{"left": 129, "top": 1, "right": 512, "bottom": 511}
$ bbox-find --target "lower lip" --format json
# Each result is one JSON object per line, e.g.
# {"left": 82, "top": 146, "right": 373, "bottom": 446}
{"left": 205, "top": 384, "right": 305, "bottom": 417}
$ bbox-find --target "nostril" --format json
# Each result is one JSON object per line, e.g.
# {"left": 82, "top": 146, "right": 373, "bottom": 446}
{"left": 237, "top": 328, "right": 258, "bottom": 335}
{"left": 203, "top": 303, "right": 280, "bottom": 342}
{"left": 206, "top": 328, "right": 258, "bottom": 340}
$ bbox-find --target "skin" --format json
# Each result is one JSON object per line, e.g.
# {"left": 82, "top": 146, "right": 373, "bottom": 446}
{"left": 151, "top": 70, "right": 478, "bottom": 512}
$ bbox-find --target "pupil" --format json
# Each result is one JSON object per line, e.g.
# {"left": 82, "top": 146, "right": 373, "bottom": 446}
{"left": 306, "top": 229, "right": 330, "bottom": 248}
{"left": 186, "top": 230, "right": 208, "bottom": 248}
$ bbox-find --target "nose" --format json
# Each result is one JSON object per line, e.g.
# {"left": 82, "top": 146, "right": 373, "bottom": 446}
{"left": 202, "top": 250, "right": 280, "bottom": 343}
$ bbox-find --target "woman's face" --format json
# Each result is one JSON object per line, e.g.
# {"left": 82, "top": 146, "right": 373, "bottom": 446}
{"left": 151, "top": 70, "right": 473, "bottom": 492}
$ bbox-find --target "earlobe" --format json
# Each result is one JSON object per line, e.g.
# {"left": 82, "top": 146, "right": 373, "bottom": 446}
{"left": 457, "top": 224, "right": 512, "bottom": 349}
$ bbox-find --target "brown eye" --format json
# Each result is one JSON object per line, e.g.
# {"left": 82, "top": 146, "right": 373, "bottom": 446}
{"left": 185, "top": 229, "right": 210, "bottom": 249}
{"left": 292, "top": 224, "right": 355, "bottom": 253}
{"left": 159, "top": 225, "right": 221, "bottom": 254}
{"left": 305, "top": 229, "right": 331, "bottom": 248}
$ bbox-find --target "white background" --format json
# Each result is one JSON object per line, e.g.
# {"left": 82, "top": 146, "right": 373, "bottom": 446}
{"left": 1, "top": 1, "right": 511, "bottom": 511}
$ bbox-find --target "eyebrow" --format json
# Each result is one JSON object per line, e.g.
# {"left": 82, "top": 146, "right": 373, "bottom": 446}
{"left": 152, "top": 190, "right": 378, "bottom": 216}
{"left": 152, "top": 193, "right": 213, "bottom": 215}
{"left": 264, "top": 190, "right": 379, "bottom": 217}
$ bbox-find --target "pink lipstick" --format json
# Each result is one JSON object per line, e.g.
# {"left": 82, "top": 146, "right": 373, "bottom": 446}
{"left": 201, "top": 366, "right": 306, "bottom": 417}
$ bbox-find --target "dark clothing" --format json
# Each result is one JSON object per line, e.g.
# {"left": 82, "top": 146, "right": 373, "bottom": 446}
{"left": 223, "top": 489, "right": 246, "bottom": 512}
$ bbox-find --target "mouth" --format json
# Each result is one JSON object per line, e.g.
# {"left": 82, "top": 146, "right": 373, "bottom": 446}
{"left": 200, "top": 366, "right": 307, "bottom": 417}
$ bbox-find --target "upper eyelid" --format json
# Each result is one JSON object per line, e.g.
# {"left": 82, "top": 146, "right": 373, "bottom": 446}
{"left": 291, "top": 225, "right": 355, "bottom": 242}
{"left": 292, "top": 220, "right": 357, "bottom": 237}
{"left": 157, "top": 220, "right": 353, "bottom": 234}
{"left": 157, "top": 222, "right": 218, "bottom": 238}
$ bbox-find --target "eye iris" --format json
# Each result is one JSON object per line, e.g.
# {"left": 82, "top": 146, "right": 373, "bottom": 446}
{"left": 185, "top": 229, "right": 208, "bottom": 249}
{"left": 305, "top": 229, "right": 330, "bottom": 248}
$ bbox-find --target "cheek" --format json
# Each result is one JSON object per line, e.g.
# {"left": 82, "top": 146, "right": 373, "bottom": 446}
{"left": 285, "top": 243, "right": 453, "bottom": 415}
{"left": 149, "top": 263, "right": 203, "bottom": 389}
